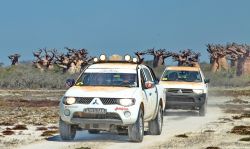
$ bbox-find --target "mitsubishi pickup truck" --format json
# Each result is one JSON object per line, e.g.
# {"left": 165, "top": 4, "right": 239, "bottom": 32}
{"left": 159, "top": 66, "right": 209, "bottom": 116}
{"left": 59, "top": 54, "right": 165, "bottom": 142}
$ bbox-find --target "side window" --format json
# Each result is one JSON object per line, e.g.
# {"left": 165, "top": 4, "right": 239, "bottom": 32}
{"left": 147, "top": 66, "right": 158, "bottom": 82}
{"left": 140, "top": 69, "right": 146, "bottom": 89}
{"left": 143, "top": 68, "right": 154, "bottom": 82}
{"left": 199, "top": 71, "right": 205, "bottom": 82}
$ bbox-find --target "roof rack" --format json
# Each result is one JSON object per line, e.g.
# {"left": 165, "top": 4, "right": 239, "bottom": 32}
{"left": 93, "top": 54, "right": 140, "bottom": 64}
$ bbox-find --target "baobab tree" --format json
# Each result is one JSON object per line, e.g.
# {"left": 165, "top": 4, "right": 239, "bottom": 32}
{"left": 8, "top": 54, "right": 21, "bottom": 65}
{"left": 134, "top": 51, "right": 148, "bottom": 64}
{"left": 226, "top": 43, "right": 247, "bottom": 67}
{"left": 207, "top": 44, "right": 229, "bottom": 72}
{"left": 172, "top": 49, "right": 192, "bottom": 66}
{"left": 188, "top": 52, "right": 201, "bottom": 67}
{"left": 147, "top": 48, "right": 172, "bottom": 68}
{"left": 236, "top": 46, "right": 250, "bottom": 76}
{"left": 33, "top": 48, "right": 55, "bottom": 71}
{"left": 54, "top": 47, "right": 91, "bottom": 74}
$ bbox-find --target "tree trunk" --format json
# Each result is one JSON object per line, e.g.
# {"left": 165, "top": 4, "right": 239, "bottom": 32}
{"left": 219, "top": 57, "right": 229, "bottom": 71}
{"left": 211, "top": 60, "right": 219, "bottom": 72}
{"left": 230, "top": 60, "right": 238, "bottom": 68}
{"left": 237, "top": 56, "right": 250, "bottom": 76}
{"left": 211, "top": 56, "right": 228, "bottom": 72}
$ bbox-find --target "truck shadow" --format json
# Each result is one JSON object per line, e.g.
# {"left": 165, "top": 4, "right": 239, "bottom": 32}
{"left": 164, "top": 110, "right": 199, "bottom": 117}
{"left": 47, "top": 130, "right": 149, "bottom": 143}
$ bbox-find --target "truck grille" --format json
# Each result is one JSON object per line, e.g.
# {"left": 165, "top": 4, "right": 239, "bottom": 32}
{"left": 75, "top": 97, "right": 93, "bottom": 104}
{"left": 167, "top": 88, "right": 193, "bottom": 93}
{"left": 73, "top": 112, "right": 121, "bottom": 120}
{"left": 75, "top": 97, "right": 119, "bottom": 105}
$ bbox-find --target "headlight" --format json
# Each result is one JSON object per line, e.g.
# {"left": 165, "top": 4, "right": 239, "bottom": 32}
{"left": 64, "top": 97, "right": 76, "bottom": 105}
{"left": 118, "top": 98, "right": 135, "bottom": 107}
{"left": 193, "top": 89, "right": 204, "bottom": 94}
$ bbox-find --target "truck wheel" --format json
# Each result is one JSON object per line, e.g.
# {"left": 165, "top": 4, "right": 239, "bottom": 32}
{"left": 88, "top": 129, "right": 100, "bottom": 134}
{"left": 148, "top": 105, "right": 163, "bottom": 135}
{"left": 199, "top": 100, "right": 207, "bottom": 116}
{"left": 59, "top": 118, "right": 76, "bottom": 140}
{"left": 128, "top": 108, "right": 144, "bottom": 142}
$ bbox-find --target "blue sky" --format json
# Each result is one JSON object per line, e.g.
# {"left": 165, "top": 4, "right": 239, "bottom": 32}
{"left": 0, "top": 0, "right": 250, "bottom": 65}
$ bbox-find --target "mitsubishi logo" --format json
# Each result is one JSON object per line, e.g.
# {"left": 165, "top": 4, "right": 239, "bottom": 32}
{"left": 91, "top": 98, "right": 102, "bottom": 105}
{"left": 93, "top": 99, "right": 99, "bottom": 105}
{"left": 178, "top": 89, "right": 182, "bottom": 94}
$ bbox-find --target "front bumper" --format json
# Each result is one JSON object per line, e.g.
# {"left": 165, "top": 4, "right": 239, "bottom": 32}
{"left": 59, "top": 102, "right": 139, "bottom": 126}
{"left": 165, "top": 92, "right": 206, "bottom": 109}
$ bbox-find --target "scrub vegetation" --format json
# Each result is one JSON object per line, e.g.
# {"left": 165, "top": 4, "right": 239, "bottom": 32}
{"left": 0, "top": 62, "right": 250, "bottom": 89}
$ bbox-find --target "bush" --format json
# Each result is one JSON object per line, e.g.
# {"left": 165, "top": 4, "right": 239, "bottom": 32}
{"left": 0, "top": 64, "right": 78, "bottom": 89}
{"left": 201, "top": 63, "right": 250, "bottom": 87}
{"left": 1, "top": 62, "right": 250, "bottom": 89}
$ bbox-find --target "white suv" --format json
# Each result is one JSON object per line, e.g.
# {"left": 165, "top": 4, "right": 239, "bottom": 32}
{"left": 159, "top": 66, "right": 209, "bottom": 116}
{"left": 59, "top": 55, "right": 165, "bottom": 142}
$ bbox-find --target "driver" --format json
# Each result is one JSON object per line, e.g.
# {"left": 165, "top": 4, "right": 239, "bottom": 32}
{"left": 122, "top": 74, "right": 135, "bottom": 84}
{"left": 94, "top": 73, "right": 106, "bottom": 85}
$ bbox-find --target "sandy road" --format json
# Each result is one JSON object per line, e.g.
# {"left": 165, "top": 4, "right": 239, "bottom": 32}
{"left": 15, "top": 97, "right": 223, "bottom": 149}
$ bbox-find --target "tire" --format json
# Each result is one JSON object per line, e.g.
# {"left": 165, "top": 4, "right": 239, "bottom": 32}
{"left": 88, "top": 129, "right": 100, "bottom": 134}
{"left": 148, "top": 105, "right": 163, "bottom": 135}
{"left": 59, "top": 118, "right": 76, "bottom": 140}
{"left": 128, "top": 108, "right": 144, "bottom": 142}
{"left": 199, "top": 100, "right": 207, "bottom": 116}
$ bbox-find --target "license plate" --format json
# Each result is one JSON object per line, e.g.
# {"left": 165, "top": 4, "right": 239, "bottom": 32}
{"left": 84, "top": 108, "right": 107, "bottom": 114}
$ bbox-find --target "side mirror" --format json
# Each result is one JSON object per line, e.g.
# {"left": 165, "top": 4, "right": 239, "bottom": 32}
{"left": 65, "top": 79, "right": 75, "bottom": 88}
{"left": 145, "top": 81, "right": 154, "bottom": 89}
{"left": 204, "top": 79, "right": 210, "bottom": 84}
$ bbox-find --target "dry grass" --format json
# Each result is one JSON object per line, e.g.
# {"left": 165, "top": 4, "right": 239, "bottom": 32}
{"left": 175, "top": 134, "right": 188, "bottom": 138}
{"left": 225, "top": 98, "right": 248, "bottom": 104}
{"left": 206, "top": 147, "right": 221, "bottom": 149}
{"left": 0, "top": 121, "right": 15, "bottom": 126}
{"left": 48, "top": 126, "right": 58, "bottom": 129}
{"left": 0, "top": 99, "right": 59, "bottom": 107}
{"left": 204, "top": 130, "right": 215, "bottom": 133}
{"left": 231, "top": 125, "right": 250, "bottom": 135}
{"left": 75, "top": 147, "right": 91, "bottom": 149}
{"left": 12, "top": 124, "right": 28, "bottom": 130}
{"left": 0, "top": 106, "right": 59, "bottom": 125}
{"left": 2, "top": 130, "right": 15, "bottom": 135}
{"left": 239, "top": 137, "right": 250, "bottom": 142}
{"left": 41, "top": 130, "right": 58, "bottom": 136}
{"left": 218, "top": 117, "right": 233, "bottom": 122}
{"left": 36, "top": 127, "right": 48, "bottom": 131}
{"left": 232, "top": 113, "right": 250, "bottom": 120}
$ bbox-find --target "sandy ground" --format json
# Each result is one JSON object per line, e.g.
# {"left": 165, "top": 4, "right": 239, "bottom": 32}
{"left": 0, "top": 90, "right": 250, "bottom": 149}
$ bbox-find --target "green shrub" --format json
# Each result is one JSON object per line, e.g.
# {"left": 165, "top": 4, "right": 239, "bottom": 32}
{"left": 0, "top": 64, "right": 78, "bottom": 89}
{"left": 1, "top": 62, "right": 250, "bottom": 89}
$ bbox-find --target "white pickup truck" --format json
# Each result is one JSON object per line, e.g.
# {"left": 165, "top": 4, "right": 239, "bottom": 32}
{"left": 159, "top": 66, "right": 209, "bottom": 116}
{"left": 59, "top": 55, "right": 166, "bottom": 142}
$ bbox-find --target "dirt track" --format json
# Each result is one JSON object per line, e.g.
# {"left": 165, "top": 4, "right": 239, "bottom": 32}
{"left": 9, "top": 95, "right": 250, "bottom": 149}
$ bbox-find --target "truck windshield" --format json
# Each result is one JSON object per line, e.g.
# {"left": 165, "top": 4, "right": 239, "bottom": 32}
{"left": 161, "top": 70, "right": 202, "bottom": 82}
{"left": 75, "top": 73, "right": 138, "bottom": 87}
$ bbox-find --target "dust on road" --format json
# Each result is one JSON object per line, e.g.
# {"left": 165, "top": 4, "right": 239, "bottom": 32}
{"left": 11, "top": 96, "right": 227, "bottom": 149}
